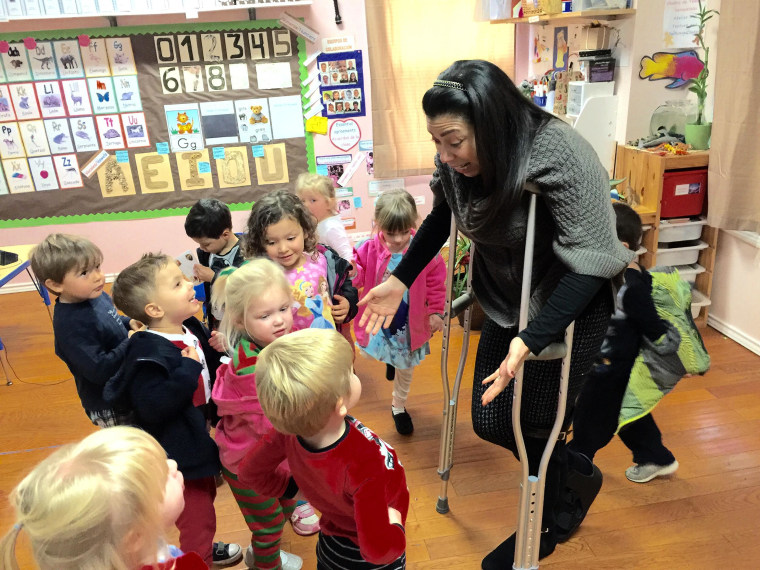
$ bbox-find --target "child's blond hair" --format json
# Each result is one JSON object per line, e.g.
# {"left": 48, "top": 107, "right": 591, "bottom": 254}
{"left": 295, "top": 173, "right": 336, "bottom": 214}
{"left": 374, "top": 189, "right": 418, "bottom": 234}
{"left": 112, "top": 253, "right": 172, "bottom": 325}
{"left": 0, "top": 427, "right": 170, "bottom": 570}
{"left": 29, "top": 234, "right": 103, "bottom": 296}
{"left": 256, "top": 329, "right": 353, "bottom": 437}
{"left": 213, "top": 258, "right": 293, "bottom": 351}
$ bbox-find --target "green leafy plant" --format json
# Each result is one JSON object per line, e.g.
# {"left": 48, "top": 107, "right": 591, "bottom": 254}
{"left": 452, "top": 235, "right": 471, "bottom": 299}
{"left": 688, "top": 0, "right": 719, "bottom": 125}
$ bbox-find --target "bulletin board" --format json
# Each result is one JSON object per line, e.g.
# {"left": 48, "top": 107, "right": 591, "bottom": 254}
{"left": 0, "top": 20, "right": 312, "bottom": 228}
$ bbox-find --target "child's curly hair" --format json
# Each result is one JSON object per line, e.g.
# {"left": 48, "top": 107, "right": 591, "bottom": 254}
{"left": 242, "top": 189, "right": 318, "bottom": 259}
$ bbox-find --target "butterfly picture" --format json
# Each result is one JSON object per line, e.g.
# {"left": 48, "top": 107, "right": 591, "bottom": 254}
{"left": 97, "top": 92, "right": 110, "bottom": 102}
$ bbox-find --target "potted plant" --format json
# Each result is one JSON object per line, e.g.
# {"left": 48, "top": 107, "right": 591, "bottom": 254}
{"left": 685, "top": 0, "right": 719, "bottom": 150}
{"left": 451, "top": 236, "right": 485, "bottom": 330}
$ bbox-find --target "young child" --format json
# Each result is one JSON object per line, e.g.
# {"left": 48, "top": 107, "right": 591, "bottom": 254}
{"left": 239, "top": 328, "right": 409, "bottom": 569}
{"left": 559, "top": 202, "right": 698, "bottom": 539}
{"left": 0, "top": 426, "right": 204, "bottom": 570}
{"left": 242, "top": 189, "right": 358, "bottom": 335}
{"left": 353, "top": 189, "right": 447, "bottom": 434}
{"left": 108, "top": 253, "right": 241, "bottom": 568}
{"left": 184, "top": 198, "right": 245, "bottom": 330}
{"left": 295, "top": 172, "right": 354, "bottom": 266}
{"left": 28, "top": 233, "right": 140, "bottom": 428}
{"left": 210, "top": 258, "right": 306, "bottom": 570}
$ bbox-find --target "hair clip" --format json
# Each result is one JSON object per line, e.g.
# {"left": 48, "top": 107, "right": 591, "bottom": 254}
{"left": 13, "top": 523, "right": 23, "bottom": 531}
{"left": 433, "top": 80, "right": 465, "bottom": 91}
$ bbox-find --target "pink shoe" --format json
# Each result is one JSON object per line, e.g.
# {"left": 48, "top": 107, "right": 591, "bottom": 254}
{"left": 290, "top": 502, "right": 320, "bottom": 536}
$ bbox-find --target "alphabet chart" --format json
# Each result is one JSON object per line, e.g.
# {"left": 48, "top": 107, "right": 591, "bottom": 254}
{"left": 0, "top": 21, "right": 309, "bottom": 226}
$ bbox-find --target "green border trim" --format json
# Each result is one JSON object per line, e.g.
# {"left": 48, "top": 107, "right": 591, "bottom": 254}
{"left": 0, "top": 18, "right": 316, "bottom": 228}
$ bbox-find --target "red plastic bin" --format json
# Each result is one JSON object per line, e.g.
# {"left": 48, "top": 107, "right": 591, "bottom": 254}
{"left": 660, "top": 167, "right": 707, "bottom": 219}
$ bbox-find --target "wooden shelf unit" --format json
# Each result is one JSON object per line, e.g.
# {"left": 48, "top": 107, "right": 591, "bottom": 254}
{"left": 614, "top": 145, "right": 716, "bottom": 327}
{"left": 491, "top": 7, "right": 635, "bottom": 25}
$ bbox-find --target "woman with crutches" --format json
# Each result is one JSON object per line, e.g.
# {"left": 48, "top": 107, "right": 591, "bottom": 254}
{"left": 358, "top": 60, "right": 633, "bottom": 568}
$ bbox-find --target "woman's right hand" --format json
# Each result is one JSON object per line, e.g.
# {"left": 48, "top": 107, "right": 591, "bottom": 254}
{"left": 357, "top": 276, "right": 407, "bottom": 335}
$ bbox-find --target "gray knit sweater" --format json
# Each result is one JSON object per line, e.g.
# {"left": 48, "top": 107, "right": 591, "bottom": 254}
{"left": 431, "top": 119, "right": 633, "bottom": 328}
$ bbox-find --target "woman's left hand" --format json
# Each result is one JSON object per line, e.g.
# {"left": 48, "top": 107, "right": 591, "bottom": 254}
{"left": 481, "top": 336, "right": 531, "bottom": 406}
{"left": 332, "top": 294, "right": 349, "bottom": 323}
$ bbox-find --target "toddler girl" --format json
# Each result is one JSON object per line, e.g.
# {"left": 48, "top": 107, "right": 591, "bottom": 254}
{"left": 0, "top": 426, "right": 203, "bottom": 570}
{"left": 353, "top": 189, "right": 447, "bottom": 434}
{"left": 294, "top": 172, "right": 354, "bottom": 266}
{"left": 242, "top": 189, "right": 358, "bottom": 334}
{"left": 211, "top": 258, "right": 306, "bottom": 570}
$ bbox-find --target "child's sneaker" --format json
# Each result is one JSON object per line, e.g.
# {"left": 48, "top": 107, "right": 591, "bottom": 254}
{"left": 212, "top": 541, "right": 242, "bottom": 566}
{"left": 289, "top": 502, "right": 320, "bottom": 536}
{"left": 244, "top": 546, "right": 303, "bottom": 569}
{"left": 625, "top": 460, "right": 679, "bottom": 483}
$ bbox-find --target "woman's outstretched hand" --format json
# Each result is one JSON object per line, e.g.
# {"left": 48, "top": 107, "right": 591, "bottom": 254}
{"left": 357, "top": 275, "right": 407, "bottom": 335}
{"left": 481, "top": 336, "right": 531, "bottom": 406}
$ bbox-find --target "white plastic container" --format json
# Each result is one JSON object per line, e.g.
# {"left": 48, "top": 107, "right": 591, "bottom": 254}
{"left": 673, "top": 263, "right": 706, "bottom": 287}
{"left": 658, "top": 218, "right": 707, "bottom": 243}
{"left": 690, "top": 289, "right": 711, "bottom": 319}
{"left": 655, "top": 240, "right": 708, "bottom": 266}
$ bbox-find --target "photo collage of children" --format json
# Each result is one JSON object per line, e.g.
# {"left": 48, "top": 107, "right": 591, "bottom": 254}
{"left": 318, "top": 52, "right": 365, "bottom": 119}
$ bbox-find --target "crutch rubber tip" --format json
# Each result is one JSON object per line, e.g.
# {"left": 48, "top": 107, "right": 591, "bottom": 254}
{"left": 435, "top": 498, "right": 449, "bottom": 514}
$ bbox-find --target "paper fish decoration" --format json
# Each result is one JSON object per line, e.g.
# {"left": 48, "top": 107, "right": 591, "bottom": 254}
{"left": 639, "top": 50, "right": 705, "bottom": 89}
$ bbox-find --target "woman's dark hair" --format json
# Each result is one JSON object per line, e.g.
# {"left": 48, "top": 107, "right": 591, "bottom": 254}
{"left": 242, "top": 189, "right": 317, "bottom": 258}
{"left": 422, "top": 60, "right": 553, "bottom": 231}
{"left": 612, "top": 201, "right": 643, "bottom": 251}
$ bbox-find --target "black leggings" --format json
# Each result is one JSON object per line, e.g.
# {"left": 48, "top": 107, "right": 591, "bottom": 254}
{"left": 470, "top": 287, "right": 613, "bottom": 457}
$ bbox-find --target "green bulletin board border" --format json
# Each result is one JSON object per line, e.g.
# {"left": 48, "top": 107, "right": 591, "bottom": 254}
{"left": 0, "top": 20, "right": 315, "bottom": 229}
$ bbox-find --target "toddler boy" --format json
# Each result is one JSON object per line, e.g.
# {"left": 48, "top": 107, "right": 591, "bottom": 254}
{"left": 240, "top": 328, "right": 409, "bottom": 569}
{"left": 107, "top": 253, "right": 241, "bottom": 567}
{"left": 29, "top": 233, "right": 139, "bottom": 427}
{"left": 184, "top": 198, "right": 244, "bottom": 329}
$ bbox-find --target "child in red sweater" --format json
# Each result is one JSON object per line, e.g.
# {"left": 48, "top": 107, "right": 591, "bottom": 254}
{"left": 239, "top": 328, "right": 409, "bottom": 569}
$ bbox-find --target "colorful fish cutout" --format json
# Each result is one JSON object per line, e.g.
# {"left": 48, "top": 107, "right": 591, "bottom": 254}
{"left": 639, "top": 50, "right": 705, "bottom": 89}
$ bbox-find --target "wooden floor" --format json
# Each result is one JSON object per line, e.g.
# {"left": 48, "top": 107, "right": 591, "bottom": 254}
{"left": 2, "top": 289, "right": 760, "bottom": 569}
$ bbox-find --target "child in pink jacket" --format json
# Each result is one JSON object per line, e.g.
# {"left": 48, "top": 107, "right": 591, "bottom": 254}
{"left": 211, "top": 259, "right": 307, "bottom": 570}
{"left": 353, "top": 189, "right": 446, "bottom": 435}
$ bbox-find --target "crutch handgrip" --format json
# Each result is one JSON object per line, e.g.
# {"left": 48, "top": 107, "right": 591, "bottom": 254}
{"left": 450, "top": 292, "right": 475, "bottom": 318}
{"left": 526, "top": 342, "right": 567, "bottom": 362}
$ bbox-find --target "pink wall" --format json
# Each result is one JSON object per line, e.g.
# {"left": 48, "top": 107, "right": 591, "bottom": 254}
{"left": 0, "top": 0, "right": 435, "bottom": 287}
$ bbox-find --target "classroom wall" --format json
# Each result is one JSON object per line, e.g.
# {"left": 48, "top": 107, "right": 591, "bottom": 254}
{"left": 0, "top": 0, "right": 436, "bottom": 289}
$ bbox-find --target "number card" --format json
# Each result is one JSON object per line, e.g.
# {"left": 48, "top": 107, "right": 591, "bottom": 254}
{"left": 69, "top": 116, "right": 99, "bottom": 152}
{"left": 35, "top": 81, "right": 67, "bottom": 119}
{"left": 154, "top": 36, "right": 177, "bottom": 64}
{"left": 53, "top": 40, "right": 85, "bottom": 79}
{"left": 18, "top": 120, "right": 51, "bottom": 157}
{"left": 176, "top": 148, "right": 214, "bottom": 191}
{"left": 29, "top": 156, "right": 59, "bottom": 191}
{"left": 0, "top": 122, "right": 26, "bottom": 159}
{"left": 113, "top": 75, "right": 142, "bottom": 112}
{"left": 159, "top": 66, "right": 183, "bottom": 95}
{"left": 105, "top": 38, "right": 137, "bottom": 75}
{"left": 44, "top": 118, "right": 76, "bottom": 154}
{"left": 80, "top": 39, "right": 112, "bottom": 77}
{"left": 3, "top": 158, "right": 34, "bottom": 193}
{"left": 29, "top": 42, "right": 59, "bottom": 81}
{"left": 135, "top": 152, "right": 175, "bottom": 193}
{"left": 177, "top": 34, "right": 200, "bottom": 63}
{"left": 1, "top": 43, "right": 32, "bottom": 83}
{"left": 201, "top": 33, "right": 224, "bottom": 62}
{"left": 52, "top": 153, "right": 84, "bottom": 189}
{"left": 61, "top": 79, "right": 93, "bottom": 116}
{"left": 224, "top": 33, "right": 246, "bottom": 60}
{"left": 205, "top": 64, "right": 228, "bottom": 92}
{"left": 182, "top": 65, "right": 204, "bottom": 93}
{"left": 9, "top": 83, "right": 41, "bottom": 121}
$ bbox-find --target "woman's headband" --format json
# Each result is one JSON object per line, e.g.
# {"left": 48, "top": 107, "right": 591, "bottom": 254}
{"left": 433, "top": 79, "right": 465, "bottom": 91}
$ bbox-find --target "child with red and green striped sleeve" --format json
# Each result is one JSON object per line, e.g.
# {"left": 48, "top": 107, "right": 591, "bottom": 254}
{"left": 210, "top": 259, "right": 307, "bottom": 570}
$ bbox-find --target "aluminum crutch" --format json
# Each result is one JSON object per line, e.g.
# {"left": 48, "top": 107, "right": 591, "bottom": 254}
{"left": 512, "top": 192, "right": 575, "bottom": 570}
{"left": 436, "top": 214, "right": 476, "bottom": 514}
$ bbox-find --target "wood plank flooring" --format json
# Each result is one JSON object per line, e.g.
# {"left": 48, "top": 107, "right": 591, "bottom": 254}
{"left": 1, "top": 289, "right": 759, "bottom": 569}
